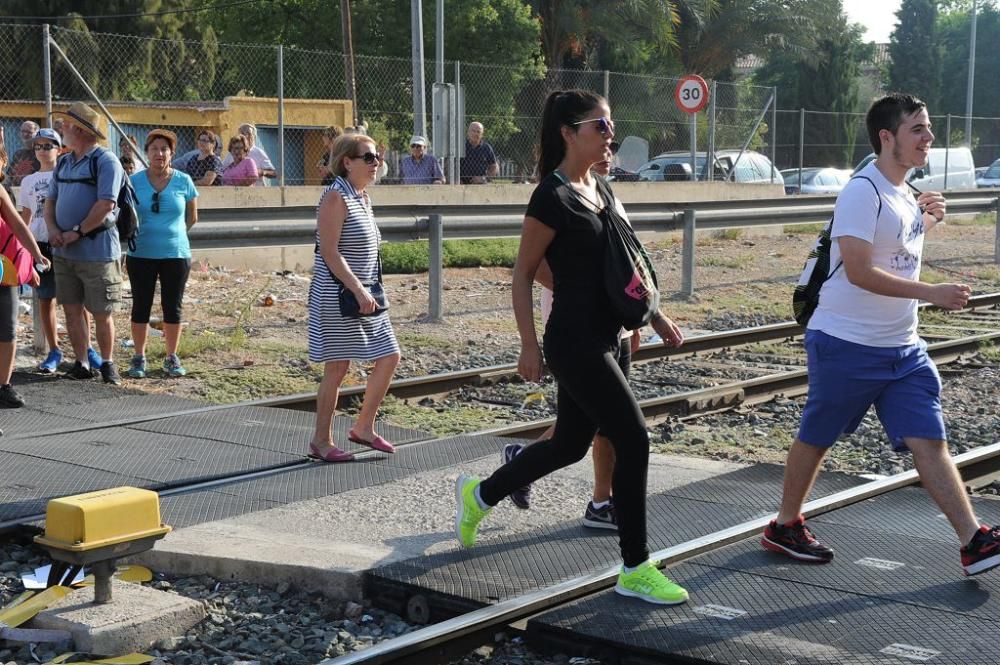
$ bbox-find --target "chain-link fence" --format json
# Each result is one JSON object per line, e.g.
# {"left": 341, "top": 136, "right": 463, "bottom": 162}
{"left": 5, "top": 22, "right": 998, "bottom": 189}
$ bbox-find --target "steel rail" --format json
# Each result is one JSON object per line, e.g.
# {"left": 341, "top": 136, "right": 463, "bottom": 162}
{"left": 4, "top": 330, "right": 996, "bottom": 531}
{"left": 323, "top": 439, "right": 1000, "bottom": 665}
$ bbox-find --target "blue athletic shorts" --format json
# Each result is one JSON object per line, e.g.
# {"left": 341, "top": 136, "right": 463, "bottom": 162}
{"left": 798, "top": 329, "right": 945, "bottom": 452}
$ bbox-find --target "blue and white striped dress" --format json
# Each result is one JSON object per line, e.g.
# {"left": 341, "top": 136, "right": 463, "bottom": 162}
{"left": 308, "top": 176, "right": 400, "bottom": 362}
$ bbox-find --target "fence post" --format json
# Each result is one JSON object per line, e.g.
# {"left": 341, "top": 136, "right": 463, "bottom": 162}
{"left": 454, "top": 60, "right": 462, "bottom": 186}
{"left": 428, "top": 214, "right": 444, "bottom": 320}
{"left": 42, "top": 24, "right": 52, "bottom": 127}
{"left": 770, "top": 87, "right": 777, "bottom": 183}
{"left": 603, "top": 70, "right": 610, "bottom": 102}
{"left": 277, "top": 45, "right": 285, "bottom": 193}
{"left": 797, "top": 108, "right": 805, "bottom": 194}
{"left": 995, "top": 197, "right": 999, "bottom": 265}
{"left": 681, "top": 209, "right": 696, "bottom": 297}
{"left": 707, "top": 80, "right": 716, "bottom": 182}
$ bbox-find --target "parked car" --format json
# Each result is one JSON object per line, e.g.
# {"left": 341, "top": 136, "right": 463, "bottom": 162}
{"left": 853, "top": 147, "right": 976, "bottom": 190}
{"left": 780, "top": 167, "right": 852, "bottom": 195}
{"left": 636, "top": 150, "right": 783, "bottom": 185}
{"left": 977, "top": 158, "right": 1000, "bottom": 188}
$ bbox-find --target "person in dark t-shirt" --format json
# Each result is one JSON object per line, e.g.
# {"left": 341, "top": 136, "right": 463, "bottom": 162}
{"left": 453, "top": 89, "right": 691, "bottom": 606}
{"left": 459, "top": 122, "right": 498, "bottom": 184}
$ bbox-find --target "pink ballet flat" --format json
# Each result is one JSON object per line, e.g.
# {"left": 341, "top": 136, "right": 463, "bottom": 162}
{"left": 347, "top": 430, "right": 396, "bottom": 454}
{"left": 309, "top": 441, "right": 354, "bottom": 463}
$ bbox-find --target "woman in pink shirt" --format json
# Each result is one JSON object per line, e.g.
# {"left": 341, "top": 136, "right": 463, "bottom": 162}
{"left": 221, "top": 135, "right": 258, "bottom": 186}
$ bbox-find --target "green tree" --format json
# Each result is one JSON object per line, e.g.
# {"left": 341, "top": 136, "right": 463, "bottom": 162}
{"left": 887, "top": 0, "right": 940, "bottom": 108}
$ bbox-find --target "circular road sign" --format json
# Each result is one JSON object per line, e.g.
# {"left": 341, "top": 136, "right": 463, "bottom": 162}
{"left": 675, "top": 75, "right": 709, "bottom": 114}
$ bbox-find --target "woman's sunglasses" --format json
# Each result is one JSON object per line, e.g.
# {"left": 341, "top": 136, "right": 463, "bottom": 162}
{"left": 571, "top": 117, "right": 615, "bottom": 136}
{"left": 151, "top": 191, "right": 160, "bottom": 214}
{"left": 354, "top": 152, "right": 381, "bottom": 165}
{"left": 34, "top": 144, "right": 57, "bottom": 151}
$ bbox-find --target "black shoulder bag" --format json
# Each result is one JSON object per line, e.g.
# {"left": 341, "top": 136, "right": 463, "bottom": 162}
{"left": 316, "top": 242, "right": 389, "bottom": 318}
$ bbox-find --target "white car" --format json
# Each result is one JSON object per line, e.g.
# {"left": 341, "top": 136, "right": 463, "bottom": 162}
{"left": 637, "top": 150, "right": 783, "bottom": 185}
{"left": 977, "top": 159, "right": 1000, "bottom": 188}
{"left": 780, "top": 167, "right": 852, "bottom": 195}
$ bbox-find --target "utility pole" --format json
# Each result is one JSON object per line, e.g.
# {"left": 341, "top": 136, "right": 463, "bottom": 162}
{"left": 435, "top": 0, "right": 444, "bottom": 84}
{"left": 964, "top": 0, "right": 977, "bottom": 146}
{"left": 341, "top": 0, "right": 358, "bottom": 125}
{"left": 412, "top": 0, "right": 427, "bottom": 138}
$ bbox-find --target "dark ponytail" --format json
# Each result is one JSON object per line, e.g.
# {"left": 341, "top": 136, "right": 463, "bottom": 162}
{"left": 535, "top": 89, "right": 606, "bottom": 180}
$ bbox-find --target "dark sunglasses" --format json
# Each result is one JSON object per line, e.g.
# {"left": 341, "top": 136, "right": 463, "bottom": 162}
{"left": 151, "top": 191, "right": 160, "bottom": 214}
{"left": 571, "top": 116, "right": 615, "bottom": 136}
{"left": 354, "top": 151, "right": 381, "bottom": 165}
{"left": 198, "top": 137, "right": 215, "bottom": 144}
{"left": 34, "top": 144, "right": 57, "bottom": 151}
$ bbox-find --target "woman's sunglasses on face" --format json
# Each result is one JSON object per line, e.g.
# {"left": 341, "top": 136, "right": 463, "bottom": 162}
{"left": 354, "top": 152, "right": 381, "bottom": 165}
{"left": 198, "top": 136, "right": 215, "bottom": 145}
{"left": 572, "top": 116, "right": 615, "bottom": 137}
{"left": 34, "top": 144, "right": 57, "bottom": 151}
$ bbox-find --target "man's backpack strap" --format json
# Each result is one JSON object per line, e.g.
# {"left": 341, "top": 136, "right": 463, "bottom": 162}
{"left": 827, "top": 175, "right": 882, "bottom": 279}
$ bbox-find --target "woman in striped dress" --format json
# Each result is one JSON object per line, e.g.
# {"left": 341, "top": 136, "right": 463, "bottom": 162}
{"left": 308, "top": 134, "right": 401, "bottom": 462}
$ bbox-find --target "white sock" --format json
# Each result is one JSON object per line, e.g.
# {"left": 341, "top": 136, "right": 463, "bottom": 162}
{"left": 473, "top": 485, "right": 490, "bottom": 510}
{"left": 622, "top": 559, "right": 650, "bottom": 574}
{"left": 591, "top": 499, "right": 611, "bottom": 510}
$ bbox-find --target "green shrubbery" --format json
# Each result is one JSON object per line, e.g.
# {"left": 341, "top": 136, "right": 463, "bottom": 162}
{"left": 381, "top": 239, "right": 519, "bottom": 274}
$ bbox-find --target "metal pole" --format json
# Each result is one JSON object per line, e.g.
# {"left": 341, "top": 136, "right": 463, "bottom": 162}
{"left": 42, "top": 24, "right": 52, "bottom": 128}
{"left": 603, "top": 70, "right": 609, "bottom": 102}
{"left": 797, "top": 108, "right": 805, "bottom": 195}
{"left": 690, "top": 113, "right": 697, "bottom": 181}
{"left": 454, "top": 60, "right": 462, "bottom": 185}
{"left": 770, "top": 87, "right": 777, "bottom": 183}
{"left": 411, "top": 0, "right": 427, "bottom": 138}
{"left": 341, "top": 0, "right": 358, "bottom": 125}
{"left": 727, "top": 90, "right": 774, "bottom": 180}
{"left": 965, "top": 0, "right": 977, "bottom": 147}
{"left": 707, "top": 80, "right": 716, "bottom": 181}
{"left": 277, "top": 45, "right": 285, "bottom": 189}
{"left": 945, "top": 114, "right": 951, "bottom": 190}
{"left": 428, "top": 214, "right": 443, "bottom": 320}
{"left": 47, "top": 37, "right": 147, "bottom": 167}
{"left": 435, "top": 0, "right": 444, "bottom": 84}
{"left": 681, "top": 209, "right": 696, "bottom": 296}
{"left": 994, "top": 197, "right": 999, "bottom": 265}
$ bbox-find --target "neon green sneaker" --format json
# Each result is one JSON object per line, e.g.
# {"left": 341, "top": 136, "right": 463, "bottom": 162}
{"left": 615, "top": 560, "right": 689, "bottom": 605}
{"left": 455, "top": 475, "right": 491, "bottom": 548}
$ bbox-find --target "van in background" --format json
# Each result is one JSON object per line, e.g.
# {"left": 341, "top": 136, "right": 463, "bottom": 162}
{"left": 853, "top": 147, "right": 976, "bottom": 190}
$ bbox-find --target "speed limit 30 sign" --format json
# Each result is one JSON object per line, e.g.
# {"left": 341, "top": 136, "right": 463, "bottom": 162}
{"left": 675, "top": 74, "right": 709, "bottom": 114}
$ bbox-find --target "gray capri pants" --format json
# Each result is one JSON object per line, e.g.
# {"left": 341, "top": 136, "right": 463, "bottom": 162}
{"left": 0, "top": 286, "right": 17, "bottom": 343}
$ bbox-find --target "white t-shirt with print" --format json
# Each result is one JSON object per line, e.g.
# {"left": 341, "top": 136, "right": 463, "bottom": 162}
{"left": 808, "top": 161, "right": 924, "bottom": 347}
{"left": 17, "top": 170, "right": 54, "bottom": 242}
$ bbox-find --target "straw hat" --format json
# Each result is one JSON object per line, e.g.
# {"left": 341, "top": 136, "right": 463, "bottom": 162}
{"left": 51, "top": 102, "right": 105, "bottom": 140}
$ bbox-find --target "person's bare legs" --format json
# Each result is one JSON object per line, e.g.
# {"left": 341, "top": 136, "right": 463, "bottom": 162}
{"left": 907, "top": 437, "right": 980, "bottom": 544}
{"left": 352, "top": 352, "right": 401, "bottom": 440}
{"left": 592, "top": 434, "right": 615, "bottom": 503}
{"left": 775, "top": 439, "right": 828, "bottom": 524}
{"left": 163, "top": 322, "right": 182, "bottom": 356}
{"left": 311, "top": 360, "right": 351, "bottom": 452}
{"left": 91, "top": 312, "right": 114, "bottom": 364}
{"left": 62, "top": 302, "right": 89, "bottom": 362}
{"left": 39, "top": 298, "right": 59, "bottom": 351}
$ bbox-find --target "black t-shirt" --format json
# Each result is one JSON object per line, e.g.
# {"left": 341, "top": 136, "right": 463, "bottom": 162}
{"left": 526, "top": 172, "right": 620, "bottom": 349}
{"left": 184, "top": 153, "right": 223, "bottom": 184}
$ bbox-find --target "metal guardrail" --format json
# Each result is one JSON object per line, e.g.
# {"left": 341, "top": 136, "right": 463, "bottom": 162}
{"left": 190, "top": 189, "right": 1000, "bottom": 320}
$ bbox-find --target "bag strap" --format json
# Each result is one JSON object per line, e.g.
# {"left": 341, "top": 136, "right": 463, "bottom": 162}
{"left": 827, "top": 174, "right": 882, "bottom": 279}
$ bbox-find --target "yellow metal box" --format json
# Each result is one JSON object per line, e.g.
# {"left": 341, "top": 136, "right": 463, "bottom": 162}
{"left": 35, "top": 486, "right": 171, "bottom": 552}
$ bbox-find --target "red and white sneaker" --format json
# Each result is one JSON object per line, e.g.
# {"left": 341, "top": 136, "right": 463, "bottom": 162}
{"left": 961, "top": 525, "right": 1000, "bottom": 576}
{"left": 761, "top": 515, "right": 834, "bottom": 563}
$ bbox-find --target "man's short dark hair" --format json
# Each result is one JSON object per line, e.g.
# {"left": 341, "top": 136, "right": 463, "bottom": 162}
{"left": 866, "top": 93, "right": 927, "bottom": 154}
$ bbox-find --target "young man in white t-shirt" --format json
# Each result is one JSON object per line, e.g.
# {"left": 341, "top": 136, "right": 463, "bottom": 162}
{"left": 762, "top": 93, "right": 1000, "bottom": 577}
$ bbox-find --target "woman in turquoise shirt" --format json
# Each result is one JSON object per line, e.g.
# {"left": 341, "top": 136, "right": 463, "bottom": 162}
{"left": 126, "top": 128, "right": 198, "bottom": 378}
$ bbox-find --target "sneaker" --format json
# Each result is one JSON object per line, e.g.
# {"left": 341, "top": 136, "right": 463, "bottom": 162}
{"left": 583, "top": 499, "right": 617, "bottom": 530}
{"left": 0, "top": 384, "right": 24, "bottom": 408}
{"left": 615, "top": 560, "right": 689, "bottom": 605}
{"left": 126, "top": 355, "right": 147, "bottom": 379}
{"left": 501, "top": 443, "right": 531, "bottom": 509}
{"left": 65, "top": 361, "right": 97, "bottom": 380}
{"left": 99, "top": 360, "right": 121, "bottom": 385}
{"left": 961, "top": 525, "right": 1000, "bottom": 576}
{"left": 38, "top": 348, "right": 64, "bottom": 374}
{"left": 455, "top": 475, "right": 491, "bottom": 548}
{"left": 87, "top": 347, "right": 102, "bottom": 370}
{"left": 163, "top": 353, "right": 187, "bottom": 377}
{"left": 761, "top": 515, "right": 834, "bottom": 563}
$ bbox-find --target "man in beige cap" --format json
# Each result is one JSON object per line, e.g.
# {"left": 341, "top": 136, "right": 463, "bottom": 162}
{"left": 43, "top": 102, "right": 125, "bottom": 384}
{"left": 399, "top": 135, "right": 445, "bottom": 184}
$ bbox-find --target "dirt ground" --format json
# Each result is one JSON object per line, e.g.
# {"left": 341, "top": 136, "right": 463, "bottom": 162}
{"left": 15, "top": 217, "right": 1000, "bottom": 409}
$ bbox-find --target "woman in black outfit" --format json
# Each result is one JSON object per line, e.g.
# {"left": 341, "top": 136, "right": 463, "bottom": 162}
{"left": 454, "top": 90, "right": 689, "bottom": 605}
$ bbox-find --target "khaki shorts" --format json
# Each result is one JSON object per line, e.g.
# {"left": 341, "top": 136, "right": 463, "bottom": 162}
{"left": 53, "top": 256, "right": 122, "bottom": 313}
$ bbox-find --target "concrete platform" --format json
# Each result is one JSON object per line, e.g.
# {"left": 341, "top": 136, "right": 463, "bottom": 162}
{"left": 30, "top": 578, "right": 206, "bottom": 656}
{"left": 133, "top": 450, "right": 742, "bottom": 600}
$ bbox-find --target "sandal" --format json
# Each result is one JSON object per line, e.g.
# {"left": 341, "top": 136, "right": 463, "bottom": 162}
{"left": 347, "top": 430, "right": 396, "bottom": 454}
{"left": 309, "top": 441, "right": 354, "bottom": 463}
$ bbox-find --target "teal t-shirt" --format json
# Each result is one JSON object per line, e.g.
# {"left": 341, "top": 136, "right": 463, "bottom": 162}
{"left": 128, "top": 171, "right": 198, "bottom": 259}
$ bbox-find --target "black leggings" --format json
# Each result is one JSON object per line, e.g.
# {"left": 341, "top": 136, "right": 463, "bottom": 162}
{"left": 126, "top": 257, "right": 191, "bottom": 324}
{"left": 479, "top": 337, "right": 650, "bottom": 567}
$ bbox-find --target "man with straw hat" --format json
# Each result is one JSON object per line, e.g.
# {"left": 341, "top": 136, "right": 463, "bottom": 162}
{"left": 43, "top": 102, "right": 124, "bottom": 385}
